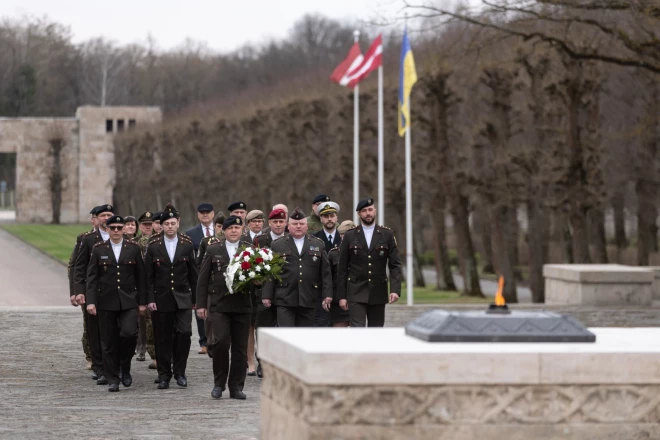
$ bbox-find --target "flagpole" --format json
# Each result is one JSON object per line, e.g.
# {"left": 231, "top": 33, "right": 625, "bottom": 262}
{"left": 378, "top": 64, "right": 384, "bottom": 226}
{"left": 353, "top": 30, "right": 360, "bottom": 224}
{"left": 405, "top": 97, "right": 413, "bottom": 306}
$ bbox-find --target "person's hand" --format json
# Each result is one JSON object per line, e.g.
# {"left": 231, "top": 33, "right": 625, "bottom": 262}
{"left": 389, "top": 293, "right": 400, "bottom": 304}
{"left": 196, "top": 308, "right": 207, "bottom": 320}
{"left": 322, "top": 297, "right": 332, "bottom": 312}
{"left": 147, "top": 302, "right": 157, "bottom": 312}
{"left": 339, "top": 299, "right": 348, "bottom": 311}
{"left": 75, "top": 294, "right": 86, "bottom": 305}
{"left": 86, "top": 304, "right": 97, "bottom": 316}
{"left": 70, "top": 295, "right": 77, "bottom": 307}
{"left": 262, "top": 299, "right": 272, "bottom": 308}
{"left": 252, "top": 280, "right": 263, "bottom": 286}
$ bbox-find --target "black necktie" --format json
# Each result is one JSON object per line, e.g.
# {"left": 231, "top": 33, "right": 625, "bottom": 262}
{"left": 328, "top": 234, "right": 333, "bottom": 243}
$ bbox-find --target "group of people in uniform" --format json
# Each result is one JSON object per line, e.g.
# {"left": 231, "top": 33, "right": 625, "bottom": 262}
{"left": 67, "top": 194, "right": 402, "bottom": 399}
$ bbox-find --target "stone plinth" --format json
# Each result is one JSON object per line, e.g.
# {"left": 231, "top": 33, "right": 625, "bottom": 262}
{"left": 259, "top": 327, "right": 660, "bottom": 440}
{"left": 544, "top": 264, "right": 654, "bottom": 306}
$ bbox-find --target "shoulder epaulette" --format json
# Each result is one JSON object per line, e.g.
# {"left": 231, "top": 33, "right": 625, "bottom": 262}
{"left": 378, "top": 225, "right": 392, "bottom": 231}
{"left": 148, "top": 234, "right": 161, "bottom": 243}
{"left": 82, "top": 230, "right": 95, "bottom": 237}
{"left": 181, "top": 233, "right": 192, "bottom": 241}
{"left": 328, "top": 246, "right": 339, "bottom": 253}
{"left": 180, "top": 234, "right": 193, "bottom": 244}
{"left": 92, "top": 241, "right": 106, "bottom": 248}
{"left": 125, "top": 239, "right": 140, "bottom": 247}
{"left": 309, "top": 235, "right": 323, "bottom": 243}
{"left": 208, "top": 239, "right": 223, "bottom": 248}
{"left": 273, "top": 235, "right": 286, "bottom": 243}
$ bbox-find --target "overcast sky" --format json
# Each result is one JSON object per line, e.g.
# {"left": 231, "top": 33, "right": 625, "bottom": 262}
{"left": 0, "top": 0, "right": 412, "bottom": 52}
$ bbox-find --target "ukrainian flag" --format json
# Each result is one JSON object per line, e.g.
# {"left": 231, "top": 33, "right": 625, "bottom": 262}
{"left": 398, "top": 29, "right": 417, "bottom": 137}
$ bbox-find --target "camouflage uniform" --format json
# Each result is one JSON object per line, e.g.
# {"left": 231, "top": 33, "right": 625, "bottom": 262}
{"left": 142, "top": 232, "right": 162, "bottom": 361}
{"left": 68, "top": 230, "right": 92, "bottom": 363}
{"left": 196, "top": 230, "right": 224, "bottom": 267}
{"left": 306, "top": 213, "right": 323, "bottom": 234}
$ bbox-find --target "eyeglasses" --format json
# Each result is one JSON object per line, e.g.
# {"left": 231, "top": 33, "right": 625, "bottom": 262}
{"left": 108, "top": 226, "right": 124, "bottom": 231}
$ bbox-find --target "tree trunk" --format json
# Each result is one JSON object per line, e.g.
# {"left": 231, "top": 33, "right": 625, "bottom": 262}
{"left": 49, "top": 139, "right": 64, "bottom": 225}
{"left": 527, "top": 199, "right": 549, "bottom": 303}
{"left": 637, "top": 179, "right": 655, "bottom": 266}
{"left": 474, "top": 206, "right": 495, "bottom": 274}
{"left": 570, "top": 209, "right": 591, "bottom": 264}
{"left": 489, "top": 204, "right": 518, "bottom": 303}
{"left": 450, "top": 194, "right": 483, "bottom": 297}
{"left": 412, "top": 227, "right": 426, "bottom": 287}
{"left": 612, "top": 190, "right": 628, "bottom": 263}
{"left": 589, "top": 208, "right": 608, "bottom": 264}
{"left": 430, "top": 205, "right": 456, "bottom": 291}
{"left": 508, "top": 204, "right": 522, "bottom": 280}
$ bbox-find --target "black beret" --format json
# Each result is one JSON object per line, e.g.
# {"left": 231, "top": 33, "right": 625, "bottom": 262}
{"left": 356, "top": 198, "right": 374, "bottom": 211}
{"left": 162, "top": 202, "right": 179, "bottom": 220}
{"left": 197, "top": 202, "right": 214, "bottom": 212}
{"left": 89, "top": 206, "right": 99, "bottom": 215}
{"left": 96, "top": 204, "right": 114, "bottom": 215}
{"left": 138, "top": 211, "right": 154, "bottom": 222}
{"left": 313, "top": 194, "right": 330, "bottom": 204}
{"left": 222, "top": 215, "right": 243, "bottom": 229}
{"left": 228, "top": 201, "right": 247, "bottom": 212}
{"left": 152, "top": 212, "right": 162, "bottom": 222}
{"left": 289, "top": 207, "right": 306, "bottom": 220}
{"left": 105, "top": 215, "right": 124, "bottom": 226}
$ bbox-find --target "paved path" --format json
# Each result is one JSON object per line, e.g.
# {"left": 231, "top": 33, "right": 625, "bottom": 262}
{"left": 0, "top": 228, "right": 70, "bottom": 306}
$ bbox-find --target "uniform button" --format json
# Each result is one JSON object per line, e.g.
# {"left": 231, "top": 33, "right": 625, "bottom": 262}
{"left": 368, "top": 263, "right": 371, "bottom": 266}
{"left": 369, "top": 271, "right": 372, "bottom": 274}
{"left": 171, "top": 287, "right": 174, "bottom": 290}
{"left": 299, "top": 280, "right": 302, "bottom": 283}
{"left": 368, "top": 279, "right": 371, "bottom": 282}
{"left": 171, "top": 273, "right": 174, "bottom": 276}
{"left": 299, "top": 273, "right": 303, "bottom": 276}
{"left": 117, "top": 265, "right": 120, "bottom": 268}
{"left": 368, "top": 255, "right": 371, "bottom": 259}
{"left": 117, "top": 279, "right": 120, "bottom": 282}
{"left": 171, "top": 280, "right": 174, "bottom": 284}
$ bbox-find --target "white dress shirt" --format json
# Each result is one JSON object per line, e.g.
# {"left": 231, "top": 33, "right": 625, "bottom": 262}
{"left": 99, "top": 229, "right": 110, "bottom": 241}
{"left": 324, "top": 228, "right": 337, "bottom": 244}
{"left": 226, "top": 240, "right": 240, "bottom": 259}
{"left": 362, "top": 223, "right": 376, "bottom": 248}
{"left": 249, "top": 230, "right": 262, "bottom": 241}
{"left": 293, "top": 236, "right": 305, "bottom": 254}
{"left": 270, "top": 231, "right": 283, "bottom": 242}
{"left": 202, "top": 223, "right": 214, "bottom": 238}
{"left": 111, "top": 239, "right": 123, "bottom": 262}
{"left": 164, "top": 235, "right": 178, "bottom": 262}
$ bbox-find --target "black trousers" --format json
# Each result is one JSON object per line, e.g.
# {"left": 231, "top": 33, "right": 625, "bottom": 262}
{"left": 313, "top": 297, "right": 330, "bottom": 327}
{"left": 276, "top": 306, "right": 315, "bottom": 327}
{"left": 97, "top": 308, "right": 138, "bottom": 385}
{"left": 83, "top": 306, "right": 104, "bottom": 376}
{"left": 155, "top": 308, "right": 192, "bottom": 381}
{"left": 349, "top": 302, "right": 386, "bottom": 327}
{"left": 209, "top": 312, "right": 250, "bottom": 391}
{"left": 195, "top": 312, "right": 207, "bottom": 347}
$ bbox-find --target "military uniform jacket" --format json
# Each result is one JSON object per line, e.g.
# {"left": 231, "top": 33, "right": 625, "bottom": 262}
{"left": 336, "top": 225, "right": 403, "bottom": 305}
{"left": 196, "top": 238, "right": 253, "bottom": 314}
{"left": 86, "top": 239, "right": 147, "bottom": 311}
{"left": 328, "top": 247, "right": 340, "bottom": 303}
{"left": 68, "top": 229, "right": 93, "bottom": 297}
{"left": 144, "top": 233, "right": 198, "bottom": 312}
{"left": 262, "top": 235, "right": 332, "bottom": 308}
{"left": 197, "top": 233, "right": 223, "bottom": 267}
{"left": 73, "top": 229, "right": 106, "bottom": 296}
{"left": 253, "top": 232, "right": 287, "bottom": 301}
{"left": 305, "top": 214, "right": 323, "bottom": 235}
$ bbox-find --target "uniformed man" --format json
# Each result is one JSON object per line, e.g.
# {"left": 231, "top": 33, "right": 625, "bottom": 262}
{"left": 145, "top": 203, "right": 198, "bottom": 389}
{"left": 86, "top": 215, "right": 146, "bottom": 392}
{"left": 261, "top": 204, "right": 289, "bottom": 235}
{"left": 328, "top": 220, "right": 355, "bottom": 327}
{"left": 68, "top": 206, "right": 98, "bottom": 371}
{"left": 73, "top": 204, "right": 115, "bottom": 385}
{"left": 245, "top": 209, "right": 264, "bottom": 375}
{"left": 312, "top": 201, "right": 341, "bottom": 327}
{"left": 337, "top": 198, "right": 403, "bottom": 327}
{"left": 252, "top": 208, "right": 288, "bottom": 378}
{"left": 306, "top": 194, "right": 329, "bottom": 234}
{"left": 152, "top": 212, "right": 163, "bottom": 235}
{"left": 245, "top": 210, "right": 264, "bottom": 242}
{"left": 262, "top": 208, "right": 332, "bottom": 327}
{"left": 196, "top": 216, "right": 253, "bottom": 400}
{"left": 196, "top": 211, "right": 225, "bottom": 267}
{"left": 135, "top": 210, "right": 154, "bottom": 362}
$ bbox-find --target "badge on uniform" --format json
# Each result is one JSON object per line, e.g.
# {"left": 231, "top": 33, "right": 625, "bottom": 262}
{"left": 310, "top": 246, "right": 319, "bottom": 252}
{"left": 101, "top": 256, "right": 109, "bottom": 260}
{"left": 380, "top": 250, "right": 385, "bottom": 256}
{"left": 312, "top": 256, "right": 318, "bottom": 262}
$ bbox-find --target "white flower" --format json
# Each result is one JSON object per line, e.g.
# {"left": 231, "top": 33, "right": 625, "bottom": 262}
{"left": 249, "top": 271, "right": 256, "bottom": 278}
{"left": 225, "top": 261, "right": 240, "bottom": 293}
{"left": 243, "top": 256, "right": 250, "bottom": 262}
{"left": 247, "top": 248, "right": 255, "bottom": 255}
{"left": 239, "top": 274, "right": 246, "bottom": 281}
{"left": 255, "top": 266, "right": 262, "bottom": 272}
{"left": 264, "top": 264, "right": 271, "bottom": 271}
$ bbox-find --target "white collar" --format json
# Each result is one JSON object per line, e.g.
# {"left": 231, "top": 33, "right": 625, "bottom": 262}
{"left": 164, "top": 234, "right": 178, "bottom": 243}
{"left": 270, "top": 231, "right": 283, "bottom": 240}
{"left": 293, "top": 236, "right": 305, "bottom": 243}
{"left": 201, "top": 223, "right": 214, "bottom": 231}
{"left": 362, "top": 223, "right": 376, "bottom": 231}
{"left": 324, "top": 228, "right": 337, "bottom": 236}
{"left": 110, "top": 239, "right": 123, "bottom": 247}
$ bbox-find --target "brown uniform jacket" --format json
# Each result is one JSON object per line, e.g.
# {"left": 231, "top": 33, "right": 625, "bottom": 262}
{"left": 144, "top": 233, "right": 198, "bottom": 312}
{"left": 68, "top": 229, "right": 93, "bottom": 297}
{"left": 86, "top": 239, "right": 147, "bottom": 310}
{"left": 196, "top": 238, "right": 253, "bottom": 314}
{"left": 261, "top": 235, "right": 332, "bottom": 308}
{"left": 73, "top": 229, "right": 106, "bottom": 296}
{"left": 336, "top": 225, "right": 403, "bottom": 305}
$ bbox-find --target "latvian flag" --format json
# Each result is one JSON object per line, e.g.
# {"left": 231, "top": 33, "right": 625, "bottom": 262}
{"left": 330, "top": 35, "right": 383, "bottom": 88}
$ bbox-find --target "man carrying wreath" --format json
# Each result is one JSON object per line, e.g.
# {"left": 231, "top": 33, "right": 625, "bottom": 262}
{"left": 262, "top": 208, "right": 333, "bottom": 327}
{"left": 196, "top": 215, "right": 253, "bottom": 400}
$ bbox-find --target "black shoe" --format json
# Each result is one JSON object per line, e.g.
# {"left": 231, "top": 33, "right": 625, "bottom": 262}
{"left": 257, "top": 363, "right": 263, "bottom": 379}
{"left": 211, "top": 386, "right": 223, "bottom": 399}
{"left": 96, "top": 375, "right": 108, "bottom": 385}
{"left": 108, "top": 383, "right": 119, "bottom": 392}
{"left": 176, "top": 376, "right": 187, "bottom": 387}
{"left": 230, "top": 390, "right": 246, "bottom": 400}
{"left": 157, "top": 380, "right": 170, "bottom": 390}
{"left": 121, "top": 372, "right": 132, "bottom": 387}
{"left": 154, "top": 378, "right": 160, "bottom": 384}
{"left": 91, "top": 373, "right": 98, "bottom": 380}
{"left": 247, "top": 370, "right": 256, "bottom": 377}
{"left": 136, "top": 353, "right": 146, "bottom": 361}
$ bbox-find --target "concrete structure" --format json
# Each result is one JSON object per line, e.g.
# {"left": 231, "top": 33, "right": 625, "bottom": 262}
{"left": 0, "top": 106, "right": 161, "bottom": 223}
{"left": 544, "top": 264, "right": 654, "bottom": 306}
{"left": 259, "top": 327, "right": 660, "bottom": 440}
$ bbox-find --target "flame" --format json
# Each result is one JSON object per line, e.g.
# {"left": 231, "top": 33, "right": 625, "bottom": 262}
{"left": 495, "top": 276, "right": 506, "bottom": 306}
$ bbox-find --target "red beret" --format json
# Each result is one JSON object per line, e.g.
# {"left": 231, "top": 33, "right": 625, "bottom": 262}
{"left": 269, "top": 208, "right": 286, "bottom": 220}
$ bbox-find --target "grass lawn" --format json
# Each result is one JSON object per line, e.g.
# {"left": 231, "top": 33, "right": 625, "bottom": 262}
{"left": 396, "top": 283, "right": 490, "bottom": 304}
{"left": 2, "top": 224, "right": 91, "bottom": 264}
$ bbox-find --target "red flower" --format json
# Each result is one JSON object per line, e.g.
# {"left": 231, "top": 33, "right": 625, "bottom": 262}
{"left": 263, "top": 248, "right": 269, "bottom": 253}
{"left": 242, "top": 251, "right": 251, "bottom": 257}
{"left": 255, "top": 257, "right": 264, "bottom": 264}
{"left": 241, "top": 261, "right": 251, "bottom": 270}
